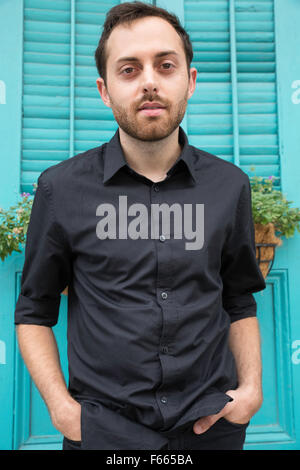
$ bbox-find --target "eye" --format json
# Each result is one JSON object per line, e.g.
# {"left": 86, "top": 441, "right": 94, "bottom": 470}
{"left": 121, "top": 67, "right": 135, "bottom": 75}
{"left": 161, "top": 63, "right": 174, "bottom": 70}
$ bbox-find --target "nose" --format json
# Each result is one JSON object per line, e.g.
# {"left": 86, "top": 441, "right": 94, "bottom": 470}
{"left": 141, "top": 64, "right": 158, "bottom": 94}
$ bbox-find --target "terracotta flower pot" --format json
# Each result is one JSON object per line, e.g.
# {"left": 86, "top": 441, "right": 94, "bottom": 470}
{"left": 254, "top": 222, "right": 282, "bottom": 279}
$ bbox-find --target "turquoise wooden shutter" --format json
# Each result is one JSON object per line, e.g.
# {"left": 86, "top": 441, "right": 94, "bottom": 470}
{"left": 184, "top": 0, "right": 280, "bottom": 188}
{"left": 235, "top": 0, "right": 279, "bottom": 187}
{"left": 23, "top": 0, "right": 72, "bottom": 193}
{"left": 74, "top": 2, "right": 119, "bottom": 154}
{"left": 23, "top": 0, "right": 279, "bottom": 192}
{"left": 22, "top": 0, "right": 119, "bottom": 194}
{"left": 184, "top": 1, "right": 232, "bottom": 161}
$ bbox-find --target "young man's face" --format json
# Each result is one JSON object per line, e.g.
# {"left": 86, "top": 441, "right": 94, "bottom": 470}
{"left": 96, "top": 16, "right": 197, "bottom": 142}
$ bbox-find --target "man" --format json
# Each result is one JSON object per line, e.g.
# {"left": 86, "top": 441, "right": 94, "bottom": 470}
{"left": 14, "top": 1, "right": 266, "bottom": 451}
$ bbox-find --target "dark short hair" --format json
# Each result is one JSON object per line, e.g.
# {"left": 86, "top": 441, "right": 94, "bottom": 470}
{"left": 94, "top": 1, "right": 193, "bottom": 86}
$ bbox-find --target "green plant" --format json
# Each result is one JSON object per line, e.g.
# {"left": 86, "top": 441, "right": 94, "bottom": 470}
{"left": 0, "top": 184, "right": 37, "bottom": 262}
{"left": 250, "top": 172, "right": 300, "bottom": 239}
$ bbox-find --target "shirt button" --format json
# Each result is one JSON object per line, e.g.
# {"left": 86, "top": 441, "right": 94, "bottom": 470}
{"left": 153, "top": 185, "right": 159, "bottom": 192}
{"left": 161, "top": 396, "right": 168, "bottom": 404}
{"left": 162, "top": 345, "right": 169, "bottom": 354}
{"left": 161, "top": 292, "right": 168, "bottom": 300}
{"left": 159, "top": 235, "right": 166, "bottom": 242}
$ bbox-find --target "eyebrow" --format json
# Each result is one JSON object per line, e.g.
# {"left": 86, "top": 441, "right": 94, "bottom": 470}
{"left": 115, "top": 50, "right": 179, "bottom": 64}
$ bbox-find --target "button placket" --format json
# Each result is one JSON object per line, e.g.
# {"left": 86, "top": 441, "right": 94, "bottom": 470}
{"left": 150, "top": 178, "right": 177, "bottom": 426}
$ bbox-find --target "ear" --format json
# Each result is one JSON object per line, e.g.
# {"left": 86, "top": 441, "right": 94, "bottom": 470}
{"left": 96, "top": 77, "right": 112, "bottom": 108}
{"left": 187, "top": 67, "right": 197, "bottom": 100}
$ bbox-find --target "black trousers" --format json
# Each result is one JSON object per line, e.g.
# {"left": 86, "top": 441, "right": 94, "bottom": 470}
{"left": 62, "top": 417, "right": 249, "bottom": 451}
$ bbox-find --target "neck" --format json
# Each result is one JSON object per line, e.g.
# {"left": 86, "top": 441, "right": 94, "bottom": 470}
{"left": 119, "top": 127, "right": 182, "bottom": 182}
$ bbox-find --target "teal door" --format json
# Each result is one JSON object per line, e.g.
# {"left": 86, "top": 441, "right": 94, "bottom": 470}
{"left": 0, "top": 0, "right": 299, "bottom": 450}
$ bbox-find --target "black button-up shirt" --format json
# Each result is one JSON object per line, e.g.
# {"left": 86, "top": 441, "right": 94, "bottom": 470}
{"left": 14, "top": 126, "right": 266, "bottom": 450}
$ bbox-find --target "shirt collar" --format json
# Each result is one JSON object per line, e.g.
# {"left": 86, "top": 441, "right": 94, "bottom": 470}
{"left": 102, "top": 126, "right": 198, "bottom": 185}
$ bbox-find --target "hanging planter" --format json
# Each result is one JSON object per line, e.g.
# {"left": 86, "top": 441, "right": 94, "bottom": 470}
{"left": 250, "top": 172, "right": 300, "bottom": 280}
{"left": 254, "top": 223, "right": 282, "bottom": 279}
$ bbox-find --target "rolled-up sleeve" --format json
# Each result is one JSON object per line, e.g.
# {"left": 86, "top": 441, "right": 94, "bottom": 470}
{"left": 14, "top": 174, "right": 72, "bottom": 327}
{"left": 220, "top": 175, "right": 266, "bottom": 323}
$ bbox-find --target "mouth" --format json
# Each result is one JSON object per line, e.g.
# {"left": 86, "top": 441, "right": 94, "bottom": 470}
{"left": 138, "top": 107, "right": 166, "bottom": 117}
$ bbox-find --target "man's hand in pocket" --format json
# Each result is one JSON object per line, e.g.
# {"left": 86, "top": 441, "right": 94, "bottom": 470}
{"left": 193, "top": 386, "right": 263, "bottom": 435}
{"left": 50, "top": 396, "right": 82, "bottom": 441}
